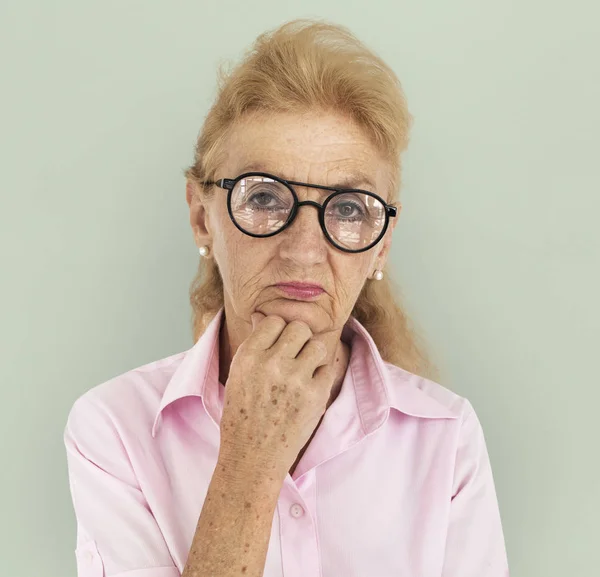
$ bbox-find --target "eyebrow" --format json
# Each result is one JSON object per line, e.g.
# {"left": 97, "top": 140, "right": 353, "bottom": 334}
{"left": 235, "top": 163, "right": 376, "bottom": 193}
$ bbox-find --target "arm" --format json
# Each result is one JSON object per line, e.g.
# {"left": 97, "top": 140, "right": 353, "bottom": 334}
{"left": 182, "top": 449, "right": 284, "bottom": 577}
{"left": 65, "top": 395, "right": 181, "bottom": 577}
{"left": 441, "top": 400, "right": 510, "bottom": 577}
{"left": 65, "top": 395, "right": 285, "bottom": 577}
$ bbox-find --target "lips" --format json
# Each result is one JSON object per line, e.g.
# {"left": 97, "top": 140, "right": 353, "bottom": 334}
{"left": 275, "top": 282, "right": 324, "bottom": 291}
{"left": 275, "top": 283, "right": 325, "bottom": 299}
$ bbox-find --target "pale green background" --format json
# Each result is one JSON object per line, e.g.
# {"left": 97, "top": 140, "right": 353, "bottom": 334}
{"left": 1, "top": 1, "right": 598, "bottom": 576}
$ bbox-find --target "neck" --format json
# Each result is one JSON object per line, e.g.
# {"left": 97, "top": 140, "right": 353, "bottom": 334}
{"left": 218, "top": 313, "right": 351, "bottom": 411}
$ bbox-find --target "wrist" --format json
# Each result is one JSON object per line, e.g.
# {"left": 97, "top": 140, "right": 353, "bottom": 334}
{"left": 216, "top": 446, "right": 286, "bottom": 492}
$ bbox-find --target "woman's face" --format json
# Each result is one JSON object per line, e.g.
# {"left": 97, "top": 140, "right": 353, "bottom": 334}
{"left": 187, "top": 111, "right": 399, "bottom": 335}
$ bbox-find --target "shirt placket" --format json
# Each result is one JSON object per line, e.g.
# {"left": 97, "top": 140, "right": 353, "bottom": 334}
{"left": 277, "top": 470, "right": 321, "bottom": 577}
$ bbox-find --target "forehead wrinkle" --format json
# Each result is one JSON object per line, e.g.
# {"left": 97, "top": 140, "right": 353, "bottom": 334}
{"left": 225, "top": 120, "right": 386, "bottom": 195}
{"left": 323, "top": 162, "right": 377, "bottom": 191}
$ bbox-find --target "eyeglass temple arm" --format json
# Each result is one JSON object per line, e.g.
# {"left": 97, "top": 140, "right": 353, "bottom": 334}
{"left": 200, "top": 179, "right": 234, "bottom": 190}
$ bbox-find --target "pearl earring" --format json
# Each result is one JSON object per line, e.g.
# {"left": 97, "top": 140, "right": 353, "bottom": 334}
{"left": 198, "top": 245, "right": 210, "bottom": 257}
{"left": 373, "top": 269, "right": 384, "bottom": 280}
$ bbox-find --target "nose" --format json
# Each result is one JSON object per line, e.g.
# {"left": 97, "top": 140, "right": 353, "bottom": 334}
{"left": 277, "top": 200, "right": 328, "bottom": 263}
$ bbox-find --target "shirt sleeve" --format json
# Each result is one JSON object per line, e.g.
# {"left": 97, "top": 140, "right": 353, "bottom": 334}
{"left": 441, "top": 400, "right": 510, "bottom": 577}
{"left": 64, "top": 394, "right": 181, "bottom": 577}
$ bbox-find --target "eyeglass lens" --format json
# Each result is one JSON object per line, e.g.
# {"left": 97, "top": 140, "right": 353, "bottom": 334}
{"left": 229, "top": 176, "right": 386, "bottom": 251}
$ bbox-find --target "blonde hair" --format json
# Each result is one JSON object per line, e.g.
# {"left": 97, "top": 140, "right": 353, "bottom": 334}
{"left": 184, "top": 19, "right": 438, "bottom": 380}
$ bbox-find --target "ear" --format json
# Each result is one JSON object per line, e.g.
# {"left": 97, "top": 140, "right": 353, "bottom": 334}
{"left": 374, "top": 202, "right": 401, "bottom": 269}
{"left": 186, "top": 180, "right": 212, "bottom": 249}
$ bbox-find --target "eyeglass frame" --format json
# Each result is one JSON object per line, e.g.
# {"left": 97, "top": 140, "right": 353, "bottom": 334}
{"left": 201, "top": 171, "right": 398, "bottom": 254}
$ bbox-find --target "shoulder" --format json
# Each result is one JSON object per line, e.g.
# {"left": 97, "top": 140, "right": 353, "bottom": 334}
{"left": 65, "top": 350, "right": 186, "bottom": 437}
{"left": 383, "top": 361, "right": 476, "bottom": 421}
{"left": 382, "top": 363, "right": 491, "bottom": 474}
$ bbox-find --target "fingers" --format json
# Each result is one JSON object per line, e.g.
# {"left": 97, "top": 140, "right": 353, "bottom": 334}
{"left": 250, "top": 311, "right": 266, "bottom": 330}
{"left": 247, "top": 312, "right": 327, "bottom": 368}
{"left": 271, "top": 320, "right": 315, "bottom": 358}
{"left": 296, "top": 339, "right": 328, "bottom": 367}
{"left": 247, "top": 313, "right": 287, "bottom": 350}
{"left": 311, "top": 362, "right": 335, "bottom": 384}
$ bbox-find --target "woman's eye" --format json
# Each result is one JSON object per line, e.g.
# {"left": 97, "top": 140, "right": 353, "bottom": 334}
{"left": 249, "top": 191, "right": 277, "bottom": 206}
{"left": 333, "top": 201, "right": 364, "bottom": 219}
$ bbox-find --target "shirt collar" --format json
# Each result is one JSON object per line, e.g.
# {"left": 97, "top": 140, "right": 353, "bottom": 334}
{"left": 341, "top": 314, "right": 459, "bottom": 430}
{"left": 152, "top": 307, "right": 457, "bottom": 437}
{"left": 151, "top": 308, "right": 224, "bottom": 437}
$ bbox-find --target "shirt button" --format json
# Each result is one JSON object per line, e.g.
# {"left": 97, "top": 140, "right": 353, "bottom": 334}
{"left": 84, "top": 550, "right": 95, "bottom": 564}
{"left": 289, "top": 503, "right": 305, "bottom": 518}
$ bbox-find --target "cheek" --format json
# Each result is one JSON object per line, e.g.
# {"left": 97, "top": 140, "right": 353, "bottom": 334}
{"left": 358, "top": 252, "right": 376, "bottom": 273}
{"left": 335, "top": 257, "right": 373, "bottom": 291}
{"left": 221, "top": 231, "right": 270, "bottom": 278}
{"left": 213, "top": 203, "right": 245, "bottom": 254}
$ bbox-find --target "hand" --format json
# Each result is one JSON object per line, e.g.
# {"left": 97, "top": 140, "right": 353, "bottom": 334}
{"left": 218, "top": 312, "right": 336, "bottom": 479}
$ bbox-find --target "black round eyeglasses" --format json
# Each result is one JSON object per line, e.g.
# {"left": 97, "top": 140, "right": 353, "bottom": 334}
{"left": 202, "top": 172, "right": 398, "bottom": 254}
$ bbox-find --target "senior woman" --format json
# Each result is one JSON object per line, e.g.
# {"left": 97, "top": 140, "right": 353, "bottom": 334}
{"left": 64, "top": 19, "right": 509, "bottom": 577}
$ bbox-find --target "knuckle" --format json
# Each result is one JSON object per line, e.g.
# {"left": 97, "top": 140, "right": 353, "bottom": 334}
{"left": 288, "top": 319, "right": 307, "bottom": 330}
{"left": 289, "top": 373, "right": 306, "bottom": 389}
{"left": 264, "top": 355, "right": 279, "bottom": 372}
{"left": 307, "top": 340, "right": 325, "bottom": 356}
{"left": 289, "top": 319, "right": 312, "bottom": 336}
{"left": 266, "top": 315, "right": 286, "bottom": 326}
{"left": 314, "top": 340, "right": 326, "bottom": 352}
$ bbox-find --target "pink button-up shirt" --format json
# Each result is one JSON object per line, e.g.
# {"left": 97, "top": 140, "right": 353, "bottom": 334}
{"left": 64, "top": 307, "right": 509, "bottom": 577}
